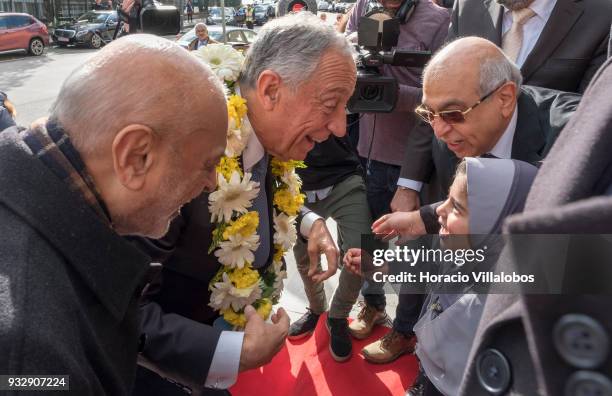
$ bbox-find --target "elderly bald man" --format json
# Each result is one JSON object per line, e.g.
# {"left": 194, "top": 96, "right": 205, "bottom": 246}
{"left": 362, "top": 37, "right": 582, "bottom": 392}
{"left": 372, "top": 36, "right": 581, "bottom": 240}
{"left": 0, "top": 34, "right": 228, "bottom": 395}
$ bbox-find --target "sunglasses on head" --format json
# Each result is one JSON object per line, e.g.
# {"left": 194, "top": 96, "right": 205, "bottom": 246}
{"left": 415, "top": 81, "right": 507, "bottom": 125}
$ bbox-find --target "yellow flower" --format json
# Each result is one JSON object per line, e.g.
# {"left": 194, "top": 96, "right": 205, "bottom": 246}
{"left": 271, "top": 158, "right": 306, "bottom": 176}
{"left": 228, "top": 95, "right": 248, "bottom": 128}
{"left": 216, "top": 157, "right": 243, "bottom": 180}
{"left": 222, "top": 308, "right": 247, "bottom": 328}
{"left": 229, "top": 265, "right": 260, "bottom": 289}
{"left": 273, "top": 245, "right": 284, "bottom": 263}
{"left": 273, "top": 188, "right": 305, "bottom": 216}
{"left": 223, "top": 211, "right": 259, "bottom": 240}
{"left": 256, "top": 298, "right": 273, "bottom": 320}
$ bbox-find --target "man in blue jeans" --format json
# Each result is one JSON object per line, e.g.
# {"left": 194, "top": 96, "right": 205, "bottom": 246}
{"left": 345, "top": 0, "right": 450, "bottom": 364}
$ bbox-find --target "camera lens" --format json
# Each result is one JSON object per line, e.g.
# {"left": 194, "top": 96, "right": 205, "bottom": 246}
{"left": 361, "top": 84, "right": 381, "bottom": 101}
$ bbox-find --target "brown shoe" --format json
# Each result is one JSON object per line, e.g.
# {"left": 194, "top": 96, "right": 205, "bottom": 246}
{"left": 348, "top": 302, "right": 389, "bottom": 340}
{"left": 362, "top": 330, "right": 417, "bottom": 364}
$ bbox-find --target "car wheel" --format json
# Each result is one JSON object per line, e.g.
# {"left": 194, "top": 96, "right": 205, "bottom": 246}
{"left": 90, "top": 33, "right": 102, "bottom": 49}
{"left": 28, "top": 38, "right": 45, "bottom": 56}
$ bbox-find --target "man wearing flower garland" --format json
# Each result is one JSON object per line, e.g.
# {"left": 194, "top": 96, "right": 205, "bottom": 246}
{"left": 132, "top": 13, "right": 357, "bottom": 396}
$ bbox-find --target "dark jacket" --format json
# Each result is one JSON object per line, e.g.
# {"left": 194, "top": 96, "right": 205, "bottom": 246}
{"left": 130, "top": 161, "right": 277, "bottom": 394}
{"left": 459, "top": 58, "right": 612, "bottom": 396}
{"left": 419, "top": 86, "right": 581, "bottom": 233}
{"left": 400, "top": 0, "right": 612, "bottom": 185}
{"left": 297, "top": 136, "right": 362, "bottom": 190}
{"left": 0, "top": 128, "right": 151, "bottom": 395}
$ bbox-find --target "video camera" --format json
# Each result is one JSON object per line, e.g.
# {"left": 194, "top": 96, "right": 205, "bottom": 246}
{"left": 347, "top": 1, "right": 431, "bottom": 113}
{"left": 114, "top": 0, "right": 180, "bottom": 39}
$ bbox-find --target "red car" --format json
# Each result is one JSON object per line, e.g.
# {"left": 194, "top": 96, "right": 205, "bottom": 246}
{"left": 0, "top": 12, "right": 50, "bottom": 56}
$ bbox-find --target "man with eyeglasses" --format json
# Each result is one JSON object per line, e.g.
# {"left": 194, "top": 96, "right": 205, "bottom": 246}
{"left": 382, "top": 37, "right": 580, "bottom": 240}
{"left": 372, "top": 37, "right": 581, "bottom": 395}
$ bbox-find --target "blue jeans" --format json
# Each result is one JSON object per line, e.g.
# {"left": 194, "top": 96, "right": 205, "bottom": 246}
{"left": 361, "top": 158, "right": 423, "bottom": 335}
{"left": 360, "top": 159, "right": 400, "bottom": 311}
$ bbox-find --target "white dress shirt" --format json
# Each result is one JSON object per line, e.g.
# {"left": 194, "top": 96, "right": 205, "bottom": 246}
{"left": 501, "top": 0, "right": 558, "bottom": 67}
{"left": 488, "top": 105, "right": 518, "bottom": 159}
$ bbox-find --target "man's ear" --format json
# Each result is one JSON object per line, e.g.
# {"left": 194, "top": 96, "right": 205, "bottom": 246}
{"left": 256, "top": 70, "right": 282, "bottom": 111}
{"left": 497, "top": 81, "right": 518, "bottom": 118}
{"left": 111, "top": 124, "right": 157, "bottom": 191}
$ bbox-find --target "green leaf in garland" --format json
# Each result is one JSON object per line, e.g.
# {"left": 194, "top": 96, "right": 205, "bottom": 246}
{"left": 208, "top": 223, "right": 229, "bottom": 254}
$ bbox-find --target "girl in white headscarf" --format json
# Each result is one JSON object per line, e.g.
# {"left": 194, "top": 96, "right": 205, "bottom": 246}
{"left": 413, "top": 157, "right": 538, "bottom": 396}
{"left": 344, "top": 157, "right": 538, "bottom": 395}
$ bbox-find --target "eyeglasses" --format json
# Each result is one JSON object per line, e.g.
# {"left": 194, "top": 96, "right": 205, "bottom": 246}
{"left": 415, "top": 81, "right": 507, "bottom": 125}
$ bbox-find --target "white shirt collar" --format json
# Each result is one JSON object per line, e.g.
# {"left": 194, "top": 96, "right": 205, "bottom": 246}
{"left": 235, "top": 85, "right": 266, "bottom": 171}
{"left": 242, "top": 126, "right": 265, "bottom": 171}
{"left": 488, "top": 104, "right": 518, "bottom": 159}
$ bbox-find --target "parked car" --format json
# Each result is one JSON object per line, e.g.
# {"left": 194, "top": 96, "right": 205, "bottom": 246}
{"left": 52, "top": 10, "right": 118, "bottom": 49}
{"left": 261, "top": 3, "right": 276, "bottom": 18}
{"left": 206, "top": 7, "right": 236, "bottom": 25}
{"left": 176, "top": 25, "right": 257, "bottom": 52}
{"left": 253, "top": 5, "right": 268, "bottom": 25}
{"left": 0, "top": 12, "right": 49, "bottom": 56}
{"left": 317, "top": 1, "right": 330, "bottom": 11}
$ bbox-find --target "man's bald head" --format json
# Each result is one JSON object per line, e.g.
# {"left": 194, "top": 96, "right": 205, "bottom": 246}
{"left": 49, "top": 34, "right": 228, "bottom": 238}
{"left": 51, "top": 34, "right": 226, "bottom": 155}
{"left": 420, "top": 37, "right": 522, "bottom": 159}
{"left": 424, "top": 37, "right": 522, "bottom": 99}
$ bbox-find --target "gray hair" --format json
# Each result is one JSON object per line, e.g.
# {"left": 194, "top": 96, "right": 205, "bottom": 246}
{"left": 478, "top": 52, "right": 522, "bottom": 96}
{"left": 50, "top": 34, "right": 225, "bottom": 156}
{"left": 238, "top": 12, "right": 355, "bottom": 91}
{"left": 194, "top": 22, "right": 207, "bottom": 31}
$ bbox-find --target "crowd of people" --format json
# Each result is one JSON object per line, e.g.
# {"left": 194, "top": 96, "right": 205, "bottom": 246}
{"left": 1, "top": 0, "right": 611, "bottom": 395}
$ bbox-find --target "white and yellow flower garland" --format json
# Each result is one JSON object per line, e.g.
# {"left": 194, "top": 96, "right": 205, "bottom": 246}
{"left": 193, "top": 44, "right": 306, "bottom": 329}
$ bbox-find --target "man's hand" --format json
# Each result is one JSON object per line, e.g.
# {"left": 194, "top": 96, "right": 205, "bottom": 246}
{"left": 307, "top": 218, "right": 340, "bottom": 283}
{"left": 371, "top": 210, "right": 426, "bottom": 243}
{"left": 239, "top": 305, "right": 289, "bottom": 372}
{"left": 390, "top": 187, "right": 420, "bottom": 212}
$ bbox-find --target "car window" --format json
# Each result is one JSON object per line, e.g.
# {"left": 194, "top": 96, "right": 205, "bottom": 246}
{"left": 0, "top": 16, "right": 8, "bottom": 30}
{"left": 4, "top": 15, "right": 32, "bottom": 29}
{"left": 209, "top": 31, "right": 223, "bottom": 41}
{"left": 78, "top": 12, "right": 110, "bottom": 23}
{"left": 243, "top": 30, "right": 256, "bottom": 43}
{"left": 227, "top": 30, "right": 245, "bottom": 43}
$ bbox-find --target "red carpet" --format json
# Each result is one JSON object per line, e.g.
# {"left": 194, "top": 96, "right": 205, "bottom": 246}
{"left": 231, "top": 314, "right": 418, "bottom": 396}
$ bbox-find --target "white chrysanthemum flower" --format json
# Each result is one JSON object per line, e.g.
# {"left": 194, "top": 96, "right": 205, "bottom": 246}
{"left": 209, "top": 272, "right": 262, "bottom": 311}
{"left": 193, "top": 44, "right": 244, "bottom": 82}
{"left": 215, "top": 233, "right": 260, "bottom": 269}
{"left": 209, "top": 171, "right": 259, "bottom": 223}
{"left": 281, "top": 171, "right": 303, "bottom": 195}
{"left": 225, "top": 116, "right": 254, "bottom": 157}
{"left": 273, "top": 211, "right": 298, "bottom": 251}
{"left": 271, "top": 261, "right": 287, "bottom": 297}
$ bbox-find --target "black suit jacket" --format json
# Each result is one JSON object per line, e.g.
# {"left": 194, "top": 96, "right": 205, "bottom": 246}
{"left": 419, "top": 86, "right": 581, "bottom": 233}
{"left": 130, "top": 160, "right": 276, "bottom": 393}
{"left": 400, "top": 0, "right": 612, "bottom": 185}
{"left": 459, "top": 58, "right": 612, "bottom": 396}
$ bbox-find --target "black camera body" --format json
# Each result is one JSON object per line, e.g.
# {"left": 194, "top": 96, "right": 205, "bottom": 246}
{"left": 347, "top": 6, "right": 431, "bottom": 113}
{"left": 115, "top": 0, "right": 180, "bottom": 38}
